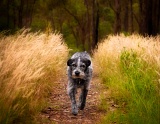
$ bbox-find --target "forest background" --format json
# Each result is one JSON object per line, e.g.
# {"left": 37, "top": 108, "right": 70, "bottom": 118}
{"left": 0, "top": 0, "right": 160, "bottom": 52}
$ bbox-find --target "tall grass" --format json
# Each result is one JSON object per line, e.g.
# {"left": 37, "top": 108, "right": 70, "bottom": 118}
{"left": 93, "top": 34, "right": 160, "bottom": 124}
{"left": 0, "top": 29, "right": 69, "bottom": 124}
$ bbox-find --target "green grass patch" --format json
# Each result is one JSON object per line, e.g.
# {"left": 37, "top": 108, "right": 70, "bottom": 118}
{"left": 99, "top": 50, "right": 159, "bottom": 124}
{"left": 94, "top": 34, "right": 160, "bottom": 124}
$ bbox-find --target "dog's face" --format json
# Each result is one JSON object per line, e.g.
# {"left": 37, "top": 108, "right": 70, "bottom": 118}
{"left": 67, "top": 57, "right": 91, "bottom": 79}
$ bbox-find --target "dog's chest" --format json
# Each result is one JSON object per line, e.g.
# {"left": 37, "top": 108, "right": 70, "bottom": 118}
{"left": 75, "top": 79, "right": 85, "bottom": 88}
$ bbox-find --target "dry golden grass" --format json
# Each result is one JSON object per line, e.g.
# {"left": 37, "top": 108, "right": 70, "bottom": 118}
{"left": 0, "top": 29, "right": 69, "bottom": 123}
{"left": 93, "top": 34, "right": 160, "bottom": 74}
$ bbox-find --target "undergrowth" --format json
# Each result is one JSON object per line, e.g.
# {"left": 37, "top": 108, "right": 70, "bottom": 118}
{"left": 93, "top": 34, "right": 160, "bottom": 124}
{"left": 0, "top": 29, "right": 69, "bottom": 124}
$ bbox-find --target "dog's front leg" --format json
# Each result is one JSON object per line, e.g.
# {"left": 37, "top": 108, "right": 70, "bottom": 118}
{"left": 78, "top": 88, "right": 88, "bottom": 110}
{"left": 69, "top": 88, "right": 78, "bottom": 115}
{"left": 68, "top": 80, "right": 78, "bottom": 115}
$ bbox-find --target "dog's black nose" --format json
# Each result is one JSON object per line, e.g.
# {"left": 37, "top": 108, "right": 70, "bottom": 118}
{"left": 75, "top": 71, "right": 80, "bottom": 76}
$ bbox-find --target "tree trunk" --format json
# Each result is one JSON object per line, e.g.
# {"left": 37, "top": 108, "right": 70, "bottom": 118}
{"left": 18, "top": 0, "right": 24, "bottom": 28}
{"left": 84, "top": 0, "right": 91, "bottom": 51}
{"left": 23, "top": 0, "right": 36, "bottom": 28}
{"left": 7, "top": 0, "right": 10, "bottom": 28}
{"left": 130, "top": 0, "right": 133, "bottom": 33}
{"left": 123, "top": 0, "right": 129, "bottom": 32}
{"left": 139, "top": 0, "right": 145, "bottom": 34}
{"left": 114, "top": 0, "right": 121, "bottom": 34}
{"left": 149, "top": 0, "right": 160, "bottom": 35}
{"left": 147, "top": 0, "right": 153, "bottom": 35}
{"left": 92, "top": 0, "right": 99, "bottom": 50}
{"left": 139, "top": 0, "right": 160, "bottom": 35}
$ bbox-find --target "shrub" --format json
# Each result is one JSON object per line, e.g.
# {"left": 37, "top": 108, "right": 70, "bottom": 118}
{"left": 93, "top": 34, "right": 160, "bottom": 124}
{"left": 0, "top": 29, "right": 69, "bottom": 124}
{"left": 120, "top": 50, "right": 159, "bottom": 124}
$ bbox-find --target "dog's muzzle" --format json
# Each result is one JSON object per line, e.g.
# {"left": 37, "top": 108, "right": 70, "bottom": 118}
{"left": 72, "top": 70, "right": 85, "bottom": 79}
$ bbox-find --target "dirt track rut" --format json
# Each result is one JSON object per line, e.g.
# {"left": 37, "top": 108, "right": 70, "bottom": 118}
{"left": 40, "top": 75, "right": 105, "bottom": 124}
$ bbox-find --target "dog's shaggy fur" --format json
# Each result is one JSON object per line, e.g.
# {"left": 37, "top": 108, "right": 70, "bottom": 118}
{"left": 67, "top": 51, "right": 93, "bottom": 115}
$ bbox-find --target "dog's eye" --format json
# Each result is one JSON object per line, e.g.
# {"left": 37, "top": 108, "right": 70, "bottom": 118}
{"left": 80, "top": 65, "right": 86, "bottom": 68}
{"left": 72, "top": 64, "right": 77, "bottom": 67}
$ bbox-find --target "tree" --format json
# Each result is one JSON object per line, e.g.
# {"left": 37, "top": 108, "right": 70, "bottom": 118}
{"left": 114, "top": 0, "right": 121, "bottom": 33}
{"left": 123, "top": 0, "right": 129, "bottom": 32}
{"left": 60, "top": 0, "right": 99, "bottom": 51}
{"left": 91, "top": 0, "right": 99, "bottom": 49}
{"left": 130, "top": 0, "right": 134, "bottom": 32}
{"left": 0, "top": 0, "right": 36, "bottom": 30}
{"left": 139, "top": 0, "right": 160, "bottom": 35}
{"left": 0, "top": 0, "right": 159, "bottom": 45}
{"left": 108, "top": 0, "right": 121, "bottom": 34}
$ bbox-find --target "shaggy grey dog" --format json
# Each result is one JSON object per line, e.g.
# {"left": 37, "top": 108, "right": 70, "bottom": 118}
{"left": 67, "top": 51, "right": 93, "bottom": 115}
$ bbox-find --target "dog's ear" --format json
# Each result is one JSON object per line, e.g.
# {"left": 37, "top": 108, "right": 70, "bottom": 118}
{"left": 83, "top": 59, "right": 91, "bottom": 67}
{"left": 67, "top": 59, "right": 74, "bottom": 66}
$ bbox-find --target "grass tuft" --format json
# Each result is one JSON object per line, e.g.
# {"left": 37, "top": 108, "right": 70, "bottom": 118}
{"left": 93, "top": 34, "right": 160, "bottom": 124}
{"left": 0, "top": 29, "right": 69, "bottom": 124}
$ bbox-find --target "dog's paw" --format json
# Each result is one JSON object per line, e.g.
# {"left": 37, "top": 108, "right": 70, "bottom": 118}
{"left": 72, "top": 105, "right": 78, "bottom": 115}
{"left": 78, "top": 103, "right": 85, "bottom": 110}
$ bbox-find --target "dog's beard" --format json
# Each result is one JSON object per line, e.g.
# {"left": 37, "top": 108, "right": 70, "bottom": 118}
{"left": 71, "top": 72, "right": 85, "bottom": 79}
{"left": 71, "top": 75, "right": 84, "bottom": 79}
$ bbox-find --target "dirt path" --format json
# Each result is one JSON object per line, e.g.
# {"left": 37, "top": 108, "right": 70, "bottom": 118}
{"left": 39, "top": 74, "right": 105, "bottom": 124}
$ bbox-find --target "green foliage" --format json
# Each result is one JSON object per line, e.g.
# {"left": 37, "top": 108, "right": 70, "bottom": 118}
{"left": 98, "top": 6, "right": 114, "bottom": 39}
{"left": 62, "top": 22, "right": 83, "bottom": 53}
{"left": 101, "top": 50, "right": 160, "bottom": 124}
{"left": 31, "top": 17, "right": 47, "bottom": 31}
{"left": 67, "top": 0, "right": 86, "bottom": 17}
{"left": 98, "top": 92, "right": 109, "bottom": 112}
{"left": 99, "top": 21, "right": 112, "bottom": 39}
{"left": 119, "top": 50, "right": 159, "bottom": 124}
